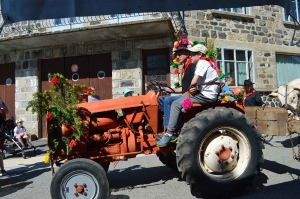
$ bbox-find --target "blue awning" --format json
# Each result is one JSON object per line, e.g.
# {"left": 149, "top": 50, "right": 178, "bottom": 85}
{"left": 1, "top": 0, "right": 291, "bottom": 25}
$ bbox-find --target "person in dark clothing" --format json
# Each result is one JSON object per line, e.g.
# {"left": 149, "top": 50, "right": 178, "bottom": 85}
{"left": 158, "top": 44, "right": 196, "bottom": 135}
{"left": 243, "top": 79, "right": 264, "bottom": 106}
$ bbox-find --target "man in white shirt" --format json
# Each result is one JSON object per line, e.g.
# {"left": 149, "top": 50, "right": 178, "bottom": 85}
{"left": 157, "top": 44, "right": 220, "bottom": 147}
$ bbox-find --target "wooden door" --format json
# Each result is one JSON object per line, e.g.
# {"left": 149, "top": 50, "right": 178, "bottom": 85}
{"left": 40, "top": 58, "right": 64, "bottom": 138}
{"left": 142, "top": 48, "right": 170, "bottom": 94}
{"left": 88, "top": 53, "right": 112, "bottom": 100}
{"left": 64, "top": 56, "right": 90, "bottom": 86}
{"left": 0, "top": 63, "right": 15, "bottom": 120}
{"left": 40, "top": 53, "right": 112, "bottom": 138}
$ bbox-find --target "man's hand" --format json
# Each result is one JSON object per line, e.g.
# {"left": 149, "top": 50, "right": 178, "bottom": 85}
{"left": 163, "top": 87, "right": 173, "bottom": 93}
{"left": 189, "top": 87, "right": 198, "bottom": 95}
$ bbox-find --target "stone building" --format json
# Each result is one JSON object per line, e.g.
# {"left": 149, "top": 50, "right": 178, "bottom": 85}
{"left": 0, "top": 4, "right": 299, "bottom": 138}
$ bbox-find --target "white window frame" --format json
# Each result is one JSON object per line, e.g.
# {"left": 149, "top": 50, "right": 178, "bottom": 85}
{"left": 284, "top": 0, "right": 300, "bottom": 22}
{"left": 218, "top": 48, "right": 255, "bottom": 87}
{"left": 218, "top": 7, "right": 251, "bottom": 15}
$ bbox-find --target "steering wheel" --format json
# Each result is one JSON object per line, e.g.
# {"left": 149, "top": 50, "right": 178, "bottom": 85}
{"left": 150, "top": 81, "right": 175, "bottom": 93}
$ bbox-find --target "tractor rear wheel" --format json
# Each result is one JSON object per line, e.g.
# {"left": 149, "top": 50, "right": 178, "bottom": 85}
{"left": 176, "top": 107, "right": 264, "bottom": 198}
{"left": 50, "top": 158, "right": 110, "bottom": 199}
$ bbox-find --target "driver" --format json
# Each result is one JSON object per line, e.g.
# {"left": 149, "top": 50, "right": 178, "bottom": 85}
{"left": 157, "top": 44, "right": 220, "bottom": 147}
{"left": 157, "top": 42, "right": 196, "bottom": 141}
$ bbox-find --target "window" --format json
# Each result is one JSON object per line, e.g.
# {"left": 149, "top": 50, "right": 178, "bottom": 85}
{"left": 276, "top": 54, "right": 300, "bottom": 87}
{"left": 218, "top": 7, "right": 251, "bottom": 15}
{"left": 217, "top": 49, "right": 254, "bottom": 86}
{"left": 142, "top": 48, "right": 170, "bottom": 94}
{"left": 284, "top": 0, "right": 300, "bottom": 22}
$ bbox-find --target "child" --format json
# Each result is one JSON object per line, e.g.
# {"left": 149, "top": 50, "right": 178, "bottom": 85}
{"left": 14, "top": 119, "right": 32, "bottom": 149}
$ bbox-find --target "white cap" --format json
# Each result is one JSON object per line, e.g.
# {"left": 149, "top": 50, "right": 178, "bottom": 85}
{"left": 187, "top": 44, "right": 208, "bottom": 54}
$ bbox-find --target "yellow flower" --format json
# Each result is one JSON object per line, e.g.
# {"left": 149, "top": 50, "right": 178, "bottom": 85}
{"left": 173, "top": 58, "right": 180, "bottom": 66}
{"left": 44, "top": 153, "right": 50, "bottom": 164}
{"left": 223, "top": 95, "right": 230, "bottom": 102}
{"left": 174, "top": 41, "right": 178, "bottom": 48}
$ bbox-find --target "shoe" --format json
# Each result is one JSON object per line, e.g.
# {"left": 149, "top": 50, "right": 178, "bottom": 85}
{"left": 21, "top": 145, "right": 25, "bottom": 150}
{"left": 156, "top": 133, "right": 174, "bottom": 147}
{"left": 27, "top": 143, "right": 33, "bottom": 148}
{"left": 0, "top": 170, "right": 7, "bottom": 177}
{"left": 156, "top": 134, "right": 178, "bottom": 143}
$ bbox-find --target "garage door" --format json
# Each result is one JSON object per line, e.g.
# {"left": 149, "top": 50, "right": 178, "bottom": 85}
{"left": 40, "top": 53, "right": 112, "bottom": 137}
{"left": 0, "top": 63, "right": 15, "bottom": 120}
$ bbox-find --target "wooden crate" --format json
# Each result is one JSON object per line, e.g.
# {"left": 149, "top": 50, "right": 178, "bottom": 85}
{"left": 245, "top": 107, "right": 288, "bottom": 136}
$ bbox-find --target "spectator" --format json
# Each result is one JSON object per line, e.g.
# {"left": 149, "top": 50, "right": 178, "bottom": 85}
{"left": 243, "top": 79, "right": 264, "bottom": 106}
{"left": 223, "top": 77, "right": 234, "bottom": 92}
{"left": 124, "top": 88, "right": 134, "bottom": 97}
{"left": 0, "top": 102, "right": 7, "bottom": 177}
{"left": 14, "top": 119, "right": 32, "bottom": 149}
{"left": 0, "top": 97, "right": 8, "bottom": 119}
{"left": 88, "top": 86, "right": 100, "bottom": 102}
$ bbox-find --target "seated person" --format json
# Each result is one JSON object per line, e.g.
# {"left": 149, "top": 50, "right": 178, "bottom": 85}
{"left": 157, "top": 44, "right": 220, "bottom": 147}
{"left": 88, "top": 87, "right": 100, "bottom": 102}
{"left": 158, "top": 44, "right": 196, "bottom": 134}
{"left": 14, "top": 119, "right": 32, "bottom": 149}
{"left": 223, "top": 77, "right": 234, "bottom": 92}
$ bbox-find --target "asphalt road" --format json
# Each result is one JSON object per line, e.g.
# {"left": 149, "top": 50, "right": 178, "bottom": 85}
{"left": 0, "top": 135, "right": 299, "bottom": 199}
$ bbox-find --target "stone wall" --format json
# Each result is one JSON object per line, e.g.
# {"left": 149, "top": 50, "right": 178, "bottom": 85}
{"left": 0, "top": 35, "right": 173, "bottom": 137}
{"left": 184, "top": 5, "right": 300, "bottom": 91}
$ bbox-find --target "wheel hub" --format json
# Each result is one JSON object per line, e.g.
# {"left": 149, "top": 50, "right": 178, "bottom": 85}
{"left": 203, "top": 135, "right": 238, "bottom": 172}
{"left": 61, "top": 172, "right": 99, "bottom": 198}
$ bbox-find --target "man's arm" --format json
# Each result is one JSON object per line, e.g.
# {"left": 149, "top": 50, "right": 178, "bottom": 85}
{"left": 255, "top": 92, "right": 264, "bottom": 106}
{"left": 189, "top": 75, "right": 200, "bottom": 95}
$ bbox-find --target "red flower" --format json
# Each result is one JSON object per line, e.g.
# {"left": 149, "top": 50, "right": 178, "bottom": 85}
{"left": 47, "top": 112, "right": 53, "bottom": 121}
{"left": 51, "top": 77, "right": 59, "bottom": 85}
{"left": 216, "top": 69, "right": 221, "bottom": 74}
{"left": 174, "top": 69, "right": 179, "bottom": 74}
{"left": 84, "top": 87, "right": 93, "bottom": 94}
{"left": 172, "top": 54, "right": 175, "bottom": 59}
{"left": 181, "top": 38, "right": 189, "bottom": 45}
{"left": 69, "top": 139, "right": 77, "bottom": 147}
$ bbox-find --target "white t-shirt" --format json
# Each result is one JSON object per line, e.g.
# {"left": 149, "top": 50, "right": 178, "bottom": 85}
{"left": 14, "top": 126, "right": 27, "bottom": 135}
{"left": 194, "top": 60, "right": 219, "bottom": 100}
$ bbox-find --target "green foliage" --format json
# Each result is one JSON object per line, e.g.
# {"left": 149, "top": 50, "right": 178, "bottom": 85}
{"left": 26, "top": 73, "right": 89, "bottom": 154}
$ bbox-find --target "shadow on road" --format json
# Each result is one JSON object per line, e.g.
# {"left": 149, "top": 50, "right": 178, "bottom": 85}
{"left": 279, "top": 136, "right": 299, "bottom": 149}
{"left": 0, "top": 162, "right": 50, "bottom": 197}
{"left": 233, "top": 159, "right": 300, "bottom": 198}
{"left": 108, "top": 165, "right": 181, "bottom": 191}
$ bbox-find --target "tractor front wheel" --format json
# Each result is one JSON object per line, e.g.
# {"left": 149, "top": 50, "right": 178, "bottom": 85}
{"left": 50, "top": 158, "right": 110, "bottom": 199}
{"left": 176, "top": 107, "right": 264, "bottom": 198}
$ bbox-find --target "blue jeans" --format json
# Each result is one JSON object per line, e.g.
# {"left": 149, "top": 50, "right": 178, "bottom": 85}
{"left": 158, "top": 95, "right": 181, "bottom": 128}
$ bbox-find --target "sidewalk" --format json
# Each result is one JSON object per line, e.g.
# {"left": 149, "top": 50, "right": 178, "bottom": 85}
{"left": 3, "top": 138, "right": 49, "bottom": 170}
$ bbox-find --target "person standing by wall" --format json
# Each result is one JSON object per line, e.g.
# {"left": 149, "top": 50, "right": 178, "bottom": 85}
{"left": 243, "top": 79, "right": 264, "bottom": 106}
{"left": 0, "top": 97, "right": 7, "bottom": 176}
{"left": 123, "top": 88, "right": 134, "bottom": 97}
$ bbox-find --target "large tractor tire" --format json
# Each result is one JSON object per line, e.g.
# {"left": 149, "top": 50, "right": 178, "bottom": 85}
{"left": 156, "top": 151, "right": 178, "bottom": 171}
{"left": 176, "top": 107, "right": 264, "bottom": 198}
{"left": 50, "top": 158, "right": 110, "bottom": 199}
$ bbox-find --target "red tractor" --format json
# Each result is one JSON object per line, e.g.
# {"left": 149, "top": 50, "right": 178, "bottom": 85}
{"left": 47, "top": 82, "right": 264, "bottom": 199}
